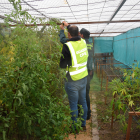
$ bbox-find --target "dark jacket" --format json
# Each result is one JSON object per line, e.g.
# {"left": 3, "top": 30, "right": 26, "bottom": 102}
{"left": 59, "top": 36, "right": 81, "bottom": 82}
{"left": 85, "top": 39, "right": 93, "bottom": 71}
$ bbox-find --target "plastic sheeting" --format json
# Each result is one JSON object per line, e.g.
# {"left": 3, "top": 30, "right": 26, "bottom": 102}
{"left": 94, "top": 37, "right": 113, "bottom": 54}
{"left": 113, "top": 27, "right": 140, "bottom": 67}
{"left": 1, "top": 0, "right": 140, "bottom": 36}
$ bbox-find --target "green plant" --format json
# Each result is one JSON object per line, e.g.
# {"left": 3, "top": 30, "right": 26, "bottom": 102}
{"left": 107, "top": 64, "right": 140, "bottom": 132}
{"left": 0, "top": 0, "right": 83, "bottom": 139}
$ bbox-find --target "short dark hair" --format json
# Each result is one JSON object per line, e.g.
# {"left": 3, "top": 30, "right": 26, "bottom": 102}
{"left": 80, "top": 28, "right": 90, "bottom": 39}
{"left": 68, "top": 25, "right": 79, "bottom": 37}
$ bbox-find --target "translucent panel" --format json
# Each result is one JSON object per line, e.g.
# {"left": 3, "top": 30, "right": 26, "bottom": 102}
{"left": 47, "top": 12, "right": 73, "bottom": 18}
{"left": 105, "top": 0, "right": 122, "bottom": 7}
{"left": 88, "top": 7, "right": 102, "bottom": 12}
{"left": 33, "top": 0, "right": 68, "bottom": 8}
{"left": 88, "top": 0, "right": 105, "bottom": 3}
{"left": 88, "top": 2, "right": 105, "bottom": 9}
{"left": 101, "top": 33, "right": 122, "bottom": 36}
{"left": 67, "top": 0, "right": 87, "bottom": 6}
{"left": 71, "top": 5, "right": 87, "bottom": 12}
{"left": 100, "top": 12, "right": 113, "bottom": 16}
{"left": 117, "top": 10, "right": 128, "bottom": 15}
{"left": 124, "top": 0, "right": 140, "bottom": 6}
{"left": 127, "top": 10, "right": 140, "bottom": 14}
{"left": 101, "top": 6, "right": 116, "bottom": 12}
{"left": 132, "top": 4, "right": 140, "bottom": 10}
{"left": 0, "top": 0, "right": 140, "bottom": 37}
{"left": 120, "top": 5, "right": 134, "bottom": 11}
{"left": 43, "top": 7, "right": 71, "bottom": 13}
{"left": 77, "top": 19, "right": 89, "bottom": 22}
{"left": 73, "top": 13, "right": 87, "bottom": 17}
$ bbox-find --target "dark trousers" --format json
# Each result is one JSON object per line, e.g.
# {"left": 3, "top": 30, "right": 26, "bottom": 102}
{"left": 78, "top": 70, "right": 94, "bottom": 119}
{"left": 86, "top": 70, "right": 93, "bottom": 119}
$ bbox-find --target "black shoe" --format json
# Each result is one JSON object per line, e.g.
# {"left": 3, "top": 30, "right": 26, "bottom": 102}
{"left": 86, "top": 115, "right": 91, "bottom": 120}
{"left": 81, "top": 126, "right": 86, "bottom": 132}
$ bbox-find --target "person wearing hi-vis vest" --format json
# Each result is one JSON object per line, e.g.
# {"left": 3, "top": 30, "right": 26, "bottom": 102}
{"left": 59, "top": 25, "right": 88, "bottom": 132}
{"left": 59, "top": 21, "right": 94, "bottom": 121}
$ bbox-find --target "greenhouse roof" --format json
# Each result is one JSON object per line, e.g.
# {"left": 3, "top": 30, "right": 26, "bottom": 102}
{"left": 0, "top": 0, "right": 140, "bottom": 37}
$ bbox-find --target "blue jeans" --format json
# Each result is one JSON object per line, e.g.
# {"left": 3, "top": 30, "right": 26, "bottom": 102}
{"left": 65, "top": 77, "right": 87, "bottom": 127}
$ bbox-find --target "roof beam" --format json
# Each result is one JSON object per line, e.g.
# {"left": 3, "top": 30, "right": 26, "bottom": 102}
{"left": 68, "top": 20, "right": 140, "bottom": 24}
{"left": 90, "top": 32, "right": 124, "bottom": 34}
{"left": 4, "top": 19, "right": 140, "bottom": 27}
{"left": 0, "top": 15, "right": 21, "bottom": 24}
{"left": 108, "top": 0, "right": 127, "bottom": 23}
{"left": 98, "top": 0, "right": 126, "bottom": 36}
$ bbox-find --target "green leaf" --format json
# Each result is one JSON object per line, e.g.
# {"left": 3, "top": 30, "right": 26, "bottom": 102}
{"left": 28, "top": 120, "right": 32, "bottom": 126}
{"left": 22, "top": 83, "right": 28, "bottom": 93}
{"left": 129, "top": 101, "right": 134, "bottom": 107}
{"left": 120, "top": 89, "right": 127, "bottom": 96}
{"left": 3, "top": 131, "right": 6, "bottom": 140}
{"left": 113, "top": 90, "right": 117, "bottom": 96}
{"left": 17, "top": 90, "right": 23, "bottom": 97}
{"left": 42, "top": 128, "right": 47, "bottom": 132}
{"left": 4, "top": 123, "right": 9, "bottom": 128}
{"left": 19, "top": 4, "right": 22, "bottom": 11}
{"left": 20, "top": 11, "right": 26, "bottom": 15}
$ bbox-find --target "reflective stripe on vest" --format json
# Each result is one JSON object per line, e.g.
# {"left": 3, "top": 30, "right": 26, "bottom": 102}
{"left": 69, "top": 66, "right": 87, "bottom": 75}
{"left": 67, "top": 42, "right": 77, "bottom": 66}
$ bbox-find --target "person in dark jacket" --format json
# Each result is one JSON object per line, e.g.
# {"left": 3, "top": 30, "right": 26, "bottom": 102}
{"left": 59, "top": 21, "right": 94, "bottom": 120}
{"left": 79, "top": 28, "right": 93, "bottom": 120}
{"left": 59, "top": 24, "right": 88, "bottom": 132}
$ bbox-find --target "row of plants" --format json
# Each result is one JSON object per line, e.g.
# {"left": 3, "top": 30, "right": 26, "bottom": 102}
{"left": 107, "top": 64, "right": 140, "bottom": 131}
{"left": 0, "top": 0, "right": 83, "bottom": 139}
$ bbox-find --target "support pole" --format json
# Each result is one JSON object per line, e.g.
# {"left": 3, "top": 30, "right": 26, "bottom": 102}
{"left": 99, "top": 64, "right": 100, "bottom": 80}
{"left": 126, "top": 112, "right": 140, "bottom": 140}
{"left": 111, "top": 94, "right": 116, "bottom": 129}
{"left": 96, "top": 62, "right": 98, "bottom": 74}
{"left": 101, "top": 69, "right": 103, "bottom": 91}
{"left": 105, "top": 76, "right": 108, "bottom": 104}
{"left": 126, "top": 115, "right": 132, "bottom": 140}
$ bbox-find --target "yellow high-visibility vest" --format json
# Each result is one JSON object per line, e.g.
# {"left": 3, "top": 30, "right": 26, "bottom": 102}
{"left": 65, "top": 38, "right": 88, "bottom": 81}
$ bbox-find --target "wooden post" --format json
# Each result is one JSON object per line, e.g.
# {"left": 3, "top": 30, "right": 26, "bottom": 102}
{"left": 97, "top": 62, "right": 98, "bottom": 74}
{"left": 105, "top": 76, "right": 108, "bottom": 104}
{"left": 101, "top": 69, "right": 103, "bottom": 91}
{"left": 111, "top": 94, "right": 116, "bottom": 129}
{"left": 99, "top": 64, "right": 100, "bottom": 80}
{"left": 126, "top": 115, "right": 132, "bottom": 140}
{"left": 126, "top": 112, "right": 140, "bottom": 140}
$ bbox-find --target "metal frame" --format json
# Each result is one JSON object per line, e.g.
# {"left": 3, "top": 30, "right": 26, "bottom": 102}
{"left": 126, "top": 112, "right": 140, "bottom": 140}
{"left": 0, "top": 0, "right": 140, "bottom": 37}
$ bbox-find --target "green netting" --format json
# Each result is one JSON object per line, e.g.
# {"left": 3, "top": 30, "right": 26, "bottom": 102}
{"left": 113, "top": 27, "right": 140, "bottom": 68}
{"left": 89, "top": 37, "right": 93, "bottom": 43}
{"left": 93, "top": 27, "right": 140, "bottom": 68}
{"left": 94, "top": 37, "right": 113, "bottom": 54}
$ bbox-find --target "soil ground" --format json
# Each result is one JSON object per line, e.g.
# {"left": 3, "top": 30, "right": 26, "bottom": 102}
{"left": 92, "top": 73, "right": 140, "bottom": 140}
{"left": 66, "top": 118, "right": 92, "bottom": 140}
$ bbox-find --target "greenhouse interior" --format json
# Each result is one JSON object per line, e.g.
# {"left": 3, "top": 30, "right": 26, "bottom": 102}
{"left": 0, "top": 0, "right": 140, "bottom": 140}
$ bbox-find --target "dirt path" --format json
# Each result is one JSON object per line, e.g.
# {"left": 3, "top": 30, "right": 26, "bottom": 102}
{"left": 65, "top": 78, "right": 97, "bottom": 140}
{"left": 66, "top": 94, "right": 93, "bottom": 140}
{"left": 66, "top": 118, "right": 92, "bottom": 140}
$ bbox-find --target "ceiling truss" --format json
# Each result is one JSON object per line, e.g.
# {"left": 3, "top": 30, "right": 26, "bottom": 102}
{"left": 0, "top": 0, "right": 140, "bottom": 37}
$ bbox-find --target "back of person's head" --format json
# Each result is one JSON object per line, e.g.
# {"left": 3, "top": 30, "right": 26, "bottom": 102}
{"left": 80, "top": 28, "right": 90, "bottom": 39}
{"left": 68, "top": 25, "right": 79, "bottom": 37}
